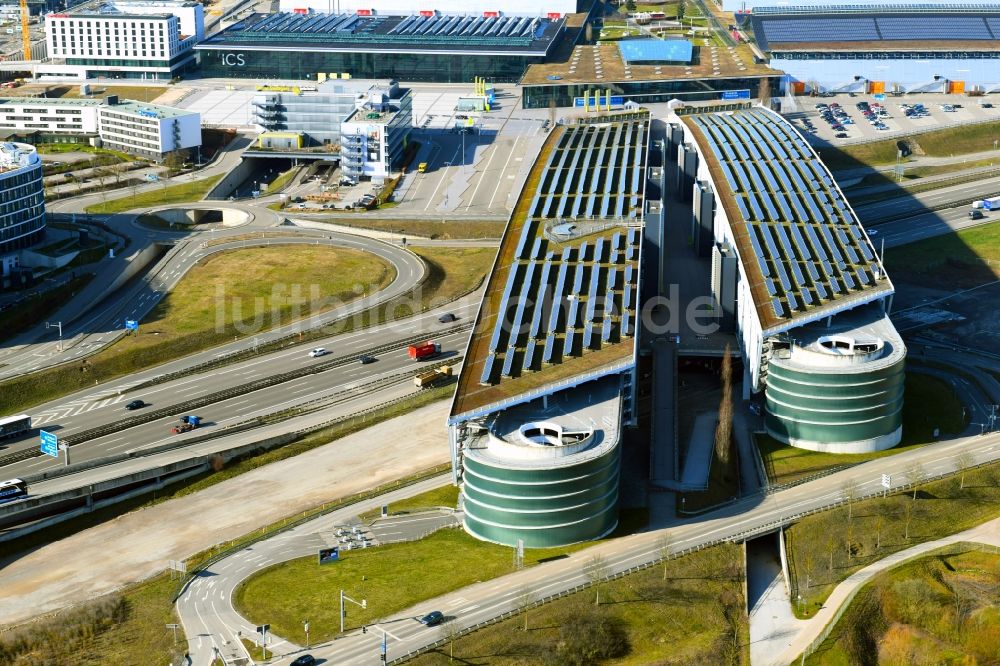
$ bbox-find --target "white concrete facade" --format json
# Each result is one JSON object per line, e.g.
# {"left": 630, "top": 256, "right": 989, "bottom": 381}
{"left": 38, "top": 0, "right": 202, "bottom": 81}
{"left": 0, "top": 97, "right": 200, "bottom": 160}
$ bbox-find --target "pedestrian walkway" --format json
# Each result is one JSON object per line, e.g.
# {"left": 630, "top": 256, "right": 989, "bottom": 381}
{"left": 770, "top": 516, "right": 1000, "bottom": 665}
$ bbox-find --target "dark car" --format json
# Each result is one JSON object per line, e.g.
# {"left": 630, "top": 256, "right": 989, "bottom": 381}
{"left": 290, "top": 655, "right": 316, "bottom": 666}
{"left": 835, "top": 132, "right": 849, "bottom": 138}
{"left": 418, "top": 611, "right": 445, "bottom": 626}
{"left": 438, "top": 313, "right": 457, "bottom": 323}
{"left": 125, "top": 399, "right": 146, "bottom": 411}
{"left": 359, "top": 354, "right": 376, "bottom": 364}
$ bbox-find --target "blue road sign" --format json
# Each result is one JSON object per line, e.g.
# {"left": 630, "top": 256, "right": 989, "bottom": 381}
{"left": 125, "top": 320, "right": 139, "bottom": 331}
{"left": 721, "top": 90, "right": 751, "bottom": 100}
{"left": 40, "top": 430, "right": 58, "bottom": 458}
{"left": 318, "top": 547, "right": 340, "bottom": 564}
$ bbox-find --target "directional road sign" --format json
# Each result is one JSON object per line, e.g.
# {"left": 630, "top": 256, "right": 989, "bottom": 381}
{"left": 125, "top": 320, "right": 139, "bottom": 331}
{"left": 40, "top": 430, "right": 58, "bottom": 457}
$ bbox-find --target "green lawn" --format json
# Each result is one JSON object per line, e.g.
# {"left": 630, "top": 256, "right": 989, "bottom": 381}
{"left": 785, "top": 461, "right": 1000, "bottom": 619}
{"left": 234, "top": 528, "right": 596, "bottom": 645}
{"left": 819, "top": 120, "right": 1000, "bottom": 171}
{"left": 408, "top": 543, "right": 748, "bottom": 666}
{"left": 85, "top": 174, "right": 223, "bottom": 214}
{"left": 803, "top": 545, "right": 1000, "bottom": 665}
{"left": 884, "top": 219, "right": 1000, "bottom": 289}
{"left": 757, "top": 373, "right": 966, "bottom": 487}
{"left": 265, "top": 166, "right": 299, "bottom": 193}
{"left": 0, "top": 245, "right": 393, "bottom": 415}
{"left": 359, "top": 484, "right": 459, "bottom": 522}
{"left": 0, "top": 573, "right": 182, "bottom": 665}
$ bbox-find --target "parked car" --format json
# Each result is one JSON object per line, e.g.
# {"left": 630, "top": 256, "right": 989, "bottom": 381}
{"left": 835, "top": 132, "right": 849, "bottom": 138}
{"left": 125, "top": 399, "right": 146, "bottom": 411}
{"left": 418, "top": 611, "right": 445, "bottom": 626}
{"left": 309, "top": 347, "right": 329, "bottom": 358}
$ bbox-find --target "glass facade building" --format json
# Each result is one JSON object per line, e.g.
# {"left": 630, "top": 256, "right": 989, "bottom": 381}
{"left": 0, "top": 143, "right": 46, "bottom": 256}
{"left": 198, "top": 49, "right": 545, "bottom": 83}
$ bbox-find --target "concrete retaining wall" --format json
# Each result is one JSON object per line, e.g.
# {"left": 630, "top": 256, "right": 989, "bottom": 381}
{"left": 105, "top": 242, "right": 171, "bottom": 294}
{"left": 205, "top": 157, "right": 256, "bottom": 200}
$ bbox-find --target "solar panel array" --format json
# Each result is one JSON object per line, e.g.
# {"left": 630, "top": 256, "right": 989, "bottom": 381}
{"left": 478, "top": 120, "right": 646, "bottom": 386}
{"left": 687, "top": 108, "right": 887, "bottom": 326}
{"left": 225, "top": 12, "right": 550, "bottom": 46}
{"left": 753, "top": 12, "right": 1000, "bottom": 49}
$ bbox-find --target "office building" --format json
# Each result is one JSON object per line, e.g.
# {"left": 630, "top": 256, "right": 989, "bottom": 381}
{"left": 0, "top": 142, "right": 45, "bottom": 276}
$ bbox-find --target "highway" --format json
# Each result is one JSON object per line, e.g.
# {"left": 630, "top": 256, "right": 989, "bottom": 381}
{"left": 0, "top": 298, "right": 479, "bottom": 479}
{"left": 176, "top": 430, "right": 1000, "bottom": 666}
{"left": 854, "top": 174, "right": 1000, "bottom": 224}
{"left": 0, "top": 228, "right": 425, "bottom": 381}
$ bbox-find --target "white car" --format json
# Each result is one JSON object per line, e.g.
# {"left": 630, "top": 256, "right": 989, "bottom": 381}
{"left": 309, "top": 347, "right": 328, "bottom": 358}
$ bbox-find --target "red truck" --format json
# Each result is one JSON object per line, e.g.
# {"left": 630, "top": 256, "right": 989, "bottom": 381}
{"left": 407, "top": 341, "right": 441, "bottom": 361}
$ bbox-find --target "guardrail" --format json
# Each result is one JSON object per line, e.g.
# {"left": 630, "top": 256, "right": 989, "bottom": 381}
{"left": 386, "top": 450, "right": 1000, "bottom": 664}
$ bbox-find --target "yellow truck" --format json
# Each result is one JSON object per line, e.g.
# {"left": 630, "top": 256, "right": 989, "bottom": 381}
{"left": 413, "top": 365, "right": 453, "bottom": 388}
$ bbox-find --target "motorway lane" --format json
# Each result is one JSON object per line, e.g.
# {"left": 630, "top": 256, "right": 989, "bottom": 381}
{"left": 877, "top": 205, "right": 995, "bottom": 248}
{"left": 0, "top": 230, "right": 425, "bottom": 380}
{"left": 853, "top": 175, "right": 1000, "bottom": 224}
{"left": 180, "top": 431, "right": 1000, "bottom": 666}
{"left": 8, "top": 329, "right": 470, "bottom": 478}
{"left": 0, "top": 303, "right": 478, "bottom": 478}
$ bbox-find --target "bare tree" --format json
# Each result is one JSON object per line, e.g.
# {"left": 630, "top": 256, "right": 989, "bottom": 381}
{"left": 438, "top": 621, "right": 460, "bottom": 662}
{"left": 874, "top": 511, "right": 885, "bottom": 551}
{"left": 802, "top": 552, "right": 814, "bottom": 591}
{"left": 516, "top": 586, "right": 535, "bottom": 632}
{"left": 657, "top": 534, "right": 673, "bottom": 581}
{"left": 956, "top": 450, "right": 975, "bottom": 489}
{"left": 714, "top": 346, "right": 734, "bottom": 467}
{"left": 826, "top": 532, "right": 836, "bottom": 571}
{"left": 584, "top": 555, "right": 611, "bottom": 606}
{"left": 841, "top": 478, "right": 859, "bottom": 519}
{"left": 846, "top": 520, "right": 855, "bottom": 560}
{"left": 906, "top": 461, "right": 926, "bottom": 500}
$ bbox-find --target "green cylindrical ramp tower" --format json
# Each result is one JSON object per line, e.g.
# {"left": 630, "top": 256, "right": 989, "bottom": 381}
{"left": 765, "top": 316, "right": 906, "bottom": 453}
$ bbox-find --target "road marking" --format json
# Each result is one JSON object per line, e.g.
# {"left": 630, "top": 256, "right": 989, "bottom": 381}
{"left": 489, "top": 135, "right": 520, "bottom": 209}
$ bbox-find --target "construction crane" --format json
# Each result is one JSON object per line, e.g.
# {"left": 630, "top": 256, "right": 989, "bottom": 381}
{"left": 19, "top": 0, "right": 30, "bottom": 61}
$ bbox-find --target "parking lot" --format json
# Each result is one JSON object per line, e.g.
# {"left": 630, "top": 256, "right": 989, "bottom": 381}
{"left": 787, "top": 93, "right": 1000, "bottom": 145}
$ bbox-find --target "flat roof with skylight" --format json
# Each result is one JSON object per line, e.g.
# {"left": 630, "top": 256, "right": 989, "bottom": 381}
{"left": 617, "top": 38, "right": 693, "bottom": 65}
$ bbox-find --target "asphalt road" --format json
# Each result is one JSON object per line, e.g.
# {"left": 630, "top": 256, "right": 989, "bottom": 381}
{"left": 854, "top": 175, "right": 1000, "bottom": 224}
{"left": 176, "top": 429, "right": 1000, "bottom": 666}
{"left": 0, "top": 229, "right": 425, "bottom": 381}
{"left": 0, "top": 300, "right": 479, "bottom": 479}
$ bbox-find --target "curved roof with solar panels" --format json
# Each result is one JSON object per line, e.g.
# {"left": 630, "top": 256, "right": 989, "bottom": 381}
{"left": 680, "top": 106, "right": 893, "bottom": 334}
{"left": 449, "top": 112, "right": 648, "bottom": 423}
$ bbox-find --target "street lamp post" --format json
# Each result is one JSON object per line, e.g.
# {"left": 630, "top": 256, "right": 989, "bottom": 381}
{"left": 46, "top": 321, "right": 63, "bottom": 352}
{"left": 340, "top": 590, "right": 367, "bottom": 633}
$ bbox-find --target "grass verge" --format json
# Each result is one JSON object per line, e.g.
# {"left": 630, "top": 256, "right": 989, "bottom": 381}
{"left": 0, "top": 274, "right": 94, "bottom": 344}
{"left": 265, "top": 166, "right": 299, "bottom": 194}
{"left": 819, "top": 120, "right": 1000, "bottom": 171}
{"left": 358, "top": 484, "right": 459, "bottom": 522}
{"left": 0, "top": 245, "right": 392, "bottom": 415}
{"left": 315, "top": 218, "right": 507, "bottom": 239}
{"left": 802, "top": 544, "right": 1000, "bottom": 665}
{"left": 786, "top": 461, "right": 1000, "bottom": 618}
{"left": 408, "top": 543, "right": 748, "bottom": 666}
{"left": 0, "top": 572, "right": 183, "bottom": 666}
{"left": 237, "top": 528, "right": 607, "bottom": 646}
{"left": 757, "top": 373, "right": 966, "bottom": 487}
{"left": 884, "top": 219, "right": 1000, "bottom": 289}
{"left": 84, "top": 174, "right": 223, "bottom": 214}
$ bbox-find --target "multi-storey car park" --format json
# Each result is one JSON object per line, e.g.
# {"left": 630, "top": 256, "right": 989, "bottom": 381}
{"left": 448, "top": 110, "right": 649, "bottom": 548}
{"left": 671, "top": 103, "right": 906, "bottom": 453}
{"left": 746, "top": 3, "right": 1000, "bottom": 94}
{"left": 195, "top": 11, "right": 567, "bottom": 83}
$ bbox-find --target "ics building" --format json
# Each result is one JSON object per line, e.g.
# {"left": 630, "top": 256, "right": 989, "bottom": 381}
{"left": 196, "top": 11, "right": 566, "bottom": 83}
{"left": 449, "top": 110, "right": 649, "bottom": 548}
{"left": 669, "top": 103, "right": 906, "bottom": 453}
{"left": 0, "top": 143, "right": 45, "bottom": 279}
